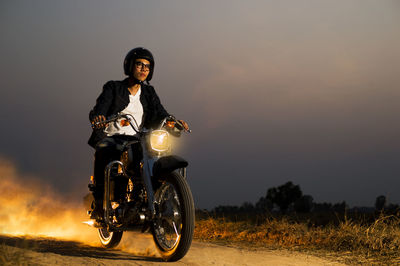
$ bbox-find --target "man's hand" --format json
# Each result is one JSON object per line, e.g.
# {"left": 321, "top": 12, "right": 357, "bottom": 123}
{"left": 91, "top": 115, "right": 108, "bottom": 129}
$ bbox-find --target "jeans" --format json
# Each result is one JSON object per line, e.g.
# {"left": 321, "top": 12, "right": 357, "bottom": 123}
{"left": 93, "top": 135, "right": 139, "bottom": 202}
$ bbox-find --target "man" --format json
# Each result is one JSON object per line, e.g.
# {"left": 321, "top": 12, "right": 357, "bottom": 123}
{"left": 88, "top": 47, "right": 188, "bottom": 219}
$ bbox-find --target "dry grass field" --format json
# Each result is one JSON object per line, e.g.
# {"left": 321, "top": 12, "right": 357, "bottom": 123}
{"left": 194, "top": 212, "right": 400, "bottom": 265}
{"left": 1, "top": 211, "right": 399, "bottom": 265}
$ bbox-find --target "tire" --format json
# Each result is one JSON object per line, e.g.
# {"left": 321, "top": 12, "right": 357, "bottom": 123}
{"left": 152, "top": 172, "right": 195, "bottom": 261}
{"left": 98, "top": 228, "right": 123, "bottom": 248}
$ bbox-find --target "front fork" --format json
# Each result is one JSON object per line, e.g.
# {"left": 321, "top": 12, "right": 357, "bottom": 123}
{"left": 180, "top": 167, "right": 187, "bottom": 178}
{"left": 142, "top": 154, "right": 157, "bottom": 218}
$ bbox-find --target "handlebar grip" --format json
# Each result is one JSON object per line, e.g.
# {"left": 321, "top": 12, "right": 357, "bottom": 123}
{"left": 175, "top": 121, "right": 184, "bottom": 130}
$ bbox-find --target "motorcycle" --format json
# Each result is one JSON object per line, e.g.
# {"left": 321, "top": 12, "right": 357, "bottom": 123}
{"left": 83, "top": 113, "right": 195, "bottom": 261}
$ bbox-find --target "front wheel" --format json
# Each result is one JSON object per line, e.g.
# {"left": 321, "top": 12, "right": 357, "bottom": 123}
{"left": 152, "top": 172, "right": 195, "bottom": 261}
{"left": 98, "top": 228, "right": 123, "bottom": 248}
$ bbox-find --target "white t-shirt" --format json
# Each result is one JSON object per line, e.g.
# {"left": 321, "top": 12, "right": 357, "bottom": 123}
{"left": 104, "top": 87, "right": 144, "bottom": 136}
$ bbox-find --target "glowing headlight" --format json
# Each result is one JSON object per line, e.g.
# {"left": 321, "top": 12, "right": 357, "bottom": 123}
{"left": 150, "top": 130, "right": 170, "bottom": 152}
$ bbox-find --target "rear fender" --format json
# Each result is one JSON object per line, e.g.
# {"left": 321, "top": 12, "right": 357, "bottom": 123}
{"left": 152, "top": 155, "right": 188, "bottom": 178}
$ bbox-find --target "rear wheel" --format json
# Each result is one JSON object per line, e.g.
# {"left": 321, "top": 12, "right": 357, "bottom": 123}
{"left": 98, "top": 228, "right": 123, "bottom": 248}
{"left": 152, "top": 172, "right": 195, "bottom": 261}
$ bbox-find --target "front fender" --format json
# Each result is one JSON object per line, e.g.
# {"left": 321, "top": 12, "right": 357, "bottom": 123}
{"left": 152, "top": 155, "right": 188, "bottom": 178}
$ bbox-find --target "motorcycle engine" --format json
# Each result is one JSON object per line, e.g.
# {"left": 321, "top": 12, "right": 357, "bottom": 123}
{"left": 115, "top": 201, "right": 144, "bottom": 225}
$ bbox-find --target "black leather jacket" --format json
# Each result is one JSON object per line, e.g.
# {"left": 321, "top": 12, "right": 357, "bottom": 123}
{"left": 88, "top": 78, "right": 169, "bottom": 148}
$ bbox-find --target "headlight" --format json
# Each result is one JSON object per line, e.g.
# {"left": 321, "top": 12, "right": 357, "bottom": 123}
{"left": 150, "top": 130, "right": 170, "bottom": 152}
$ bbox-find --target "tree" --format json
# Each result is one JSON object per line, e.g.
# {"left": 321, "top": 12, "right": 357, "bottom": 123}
{"left": 375, "top": 195, "right": 386, "bottom": 211}
{"left": 240, "top": 202, "right": 255, "bottom": 212}
{"left": 332, "top": 201, "right": 347, "bottom": 213}
{"left": 213, "top": 205, "right": 239, "bottom": 214}
{"left": 313, "top": 202, "right": 333, "bottom": 212}
{"left": 266, "top": 181, "right": 303, "bottom": 213}
{"left": 255, "top": 196, "right": 273, "bottom": 213}
{"left": 386, "top": 203, "right": 400, "bottom": 214}
{"left": 294, "top": 195, "right": 314, "bottom": 213}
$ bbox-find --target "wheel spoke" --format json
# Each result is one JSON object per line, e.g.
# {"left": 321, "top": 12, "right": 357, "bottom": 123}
{"left": 172, "top": 221, "right": 179, "bottom": 239}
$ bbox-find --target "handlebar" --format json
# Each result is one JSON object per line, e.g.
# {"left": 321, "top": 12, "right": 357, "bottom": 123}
{"left": 92, "top": 113, "right": 140, "bottom": 133}
{"left": 93, "top": 113, "right": 191, "bottom": 133}
{"left": 92, "top": 113, "right": 122, "bottom": 126}
{"left": 160, "top": 115, "right": 192, "bottom": 133}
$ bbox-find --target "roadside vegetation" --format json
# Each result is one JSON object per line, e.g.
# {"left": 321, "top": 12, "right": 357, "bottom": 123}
{"left": 194, "top": 181, "right": 400, "bottom": 265}
{"left": 194, "top": 212, "right": 400, "bottom": 265}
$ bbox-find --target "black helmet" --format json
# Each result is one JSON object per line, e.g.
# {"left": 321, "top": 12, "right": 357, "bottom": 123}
{"left": 123, "top": 47, "right": 155, "bottom": 81}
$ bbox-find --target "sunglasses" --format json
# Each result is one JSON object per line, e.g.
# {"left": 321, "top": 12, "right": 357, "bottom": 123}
{"left": 135, "top": 61, "right": 151, "bottom": 71}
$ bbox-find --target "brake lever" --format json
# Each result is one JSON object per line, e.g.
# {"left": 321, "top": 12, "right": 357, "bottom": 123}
{"left": 174, "top": 119, "right": 192, "bottom": 133}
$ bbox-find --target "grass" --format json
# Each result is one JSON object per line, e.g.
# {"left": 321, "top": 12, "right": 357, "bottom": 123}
{"left": 0, "top": 243, "right": 30, "bottom": 266}
{"left": 194, "top": 213, "right": 400, "bottom": 265}
{"left": 2, "top": 213, "right": 399, "bottom": 264}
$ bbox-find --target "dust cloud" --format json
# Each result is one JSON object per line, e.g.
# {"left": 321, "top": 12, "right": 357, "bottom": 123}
{"left": 0, "top": 157, "right": 98, "bottom": 243}
{"left": 0, "top": 157, "right": 156, "bottom": 255}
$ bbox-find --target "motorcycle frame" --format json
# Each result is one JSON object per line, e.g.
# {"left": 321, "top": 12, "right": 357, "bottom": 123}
{"left": 97, "top": 113, "right": 188, "bottom": 230}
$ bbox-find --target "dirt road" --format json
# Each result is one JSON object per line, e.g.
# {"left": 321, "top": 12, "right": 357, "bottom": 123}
{"left": 1, "top": 233, "right": 345, "bottom": 265}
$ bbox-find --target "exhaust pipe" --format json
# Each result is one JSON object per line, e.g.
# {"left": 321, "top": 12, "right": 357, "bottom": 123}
{"left": 104, "top": 160, "right": 128, "bottom": 225}
{"left": 82, "top": 220, "right": 103, "bottom": 228}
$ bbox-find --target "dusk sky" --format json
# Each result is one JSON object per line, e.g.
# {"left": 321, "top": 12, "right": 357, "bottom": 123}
{"left": 1, "top": 1, "right": 399, "bottom": 209}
